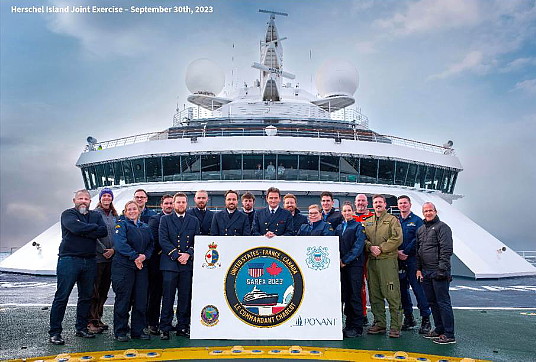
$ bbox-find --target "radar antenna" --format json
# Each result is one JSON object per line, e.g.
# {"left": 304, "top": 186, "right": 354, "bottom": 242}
{"left": 258, "top": 9, "right": 288, "bottom": 17}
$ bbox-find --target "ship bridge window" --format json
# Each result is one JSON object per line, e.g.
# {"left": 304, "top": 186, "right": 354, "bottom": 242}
{"left": 406, "top": 163, "right": 418, "bottom": 187}
{"left": 298, "top": 155, "right": 319, "bottom": 181}
{"left": 340, "top": 156, "right": 359, "bottom": 183}
{"left": 222, "top": 154, "right": 242, "bottom": 180}
{"left": 264, "top": 154, "right": 277, "bottom": 180}
{"left": 163, "top": 156, "right": 181, "bottom": 181}
{"left": 182, "top": 155, "right": 201, "bottom": 181}
{"left": 360, "top": 158, "right": 378, "bottom": 184}
{"left": 243, "top": 154, "right": 263, "bottom": 180}
{"left": 320, "top": 156, "right": 339, "bottom": 181}
{"left": 113, "top": 162, "right": 125, "bottom": 186}
{"left": 395, "top": 161, "right": 409, "bottom": 186}
{"left": 424, "top": 166, "right": 435, "bottom": 189}
{"left": 146, "top": 157, "right": 162, "bottom": 182}
{"left": 277, "top": 154, "right": 298, "bottom": 180}
{"left": 132, "top": 159, "right": 146, "bottom": 183}
{"left": 122, "top": 160, "right": 134, "bottom": 184}
{"left": 202, "top": 154, "right": 220, "bottom": 180}
{"left": 433, "top": 167, "right": 444, "bottom": 190}
{"left": 378, "top": 159, "right": 395, "bottom": 185}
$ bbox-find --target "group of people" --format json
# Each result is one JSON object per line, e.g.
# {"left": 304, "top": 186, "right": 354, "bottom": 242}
{"left": 48, "top": 187, "right": 455, "bottom": 345}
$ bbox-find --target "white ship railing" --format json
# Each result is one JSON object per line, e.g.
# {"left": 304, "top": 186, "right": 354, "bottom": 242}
{"left": 517, "top": 251, "right": 536, "bottom": 267}
{"left": 85, "top": 128, "right": 453, "bottom": 155}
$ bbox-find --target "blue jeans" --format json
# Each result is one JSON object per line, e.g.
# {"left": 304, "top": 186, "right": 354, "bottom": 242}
{"left": 49, "top": 256, "right": 97, "bottom": 336}
{"left": 422, "top": 269, "right": 455, "bottom": 338}
{"left": 399, "top": 257, "right": 431, "bottom": 318}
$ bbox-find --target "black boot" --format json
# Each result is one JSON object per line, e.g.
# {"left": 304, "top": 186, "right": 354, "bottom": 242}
{"left": 401, "top": 314, "right": 416, "bottom": 331}
{"left": 419, "top": 316, "right": 431, "bottom": 334}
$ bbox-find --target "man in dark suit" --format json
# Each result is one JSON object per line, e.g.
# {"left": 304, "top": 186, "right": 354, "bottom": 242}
{"left": 241, "top": 192, "right": 256, "bottom": 234}
{"left": 252, "top": 187, "right": 294, "bottom": 237}
{"left": 186, "top": 190, "right": 214, "bottom": 235}
{"left": 283, "top": 193, "right": 308, "bottom": 235}
{"left": 211, "top": 190, "right": 251, "bottom": 236}
{"left": 158, "top": 192, "right": 200, "bottom": 339}
{"left": 146, "top": 194, "right": 174, "bottom": 335}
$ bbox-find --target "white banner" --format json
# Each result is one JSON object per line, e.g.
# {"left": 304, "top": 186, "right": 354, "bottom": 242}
{"left": 190, "top": 236, "right": 342, "bottom": 340}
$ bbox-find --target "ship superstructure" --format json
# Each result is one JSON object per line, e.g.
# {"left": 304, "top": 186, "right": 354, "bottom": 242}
{"left": 1, "top": 10, "right": 534, "bottom": 279}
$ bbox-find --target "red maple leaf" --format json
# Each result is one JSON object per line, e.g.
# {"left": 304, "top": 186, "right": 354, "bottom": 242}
{"left": 266, "top": 262, "right": 282, "bottom": 276}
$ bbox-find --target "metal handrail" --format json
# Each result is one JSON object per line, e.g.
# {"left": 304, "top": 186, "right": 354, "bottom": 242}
{"left": 517, "top": 251, "right": 536, "bottom": 266}
{"left": 85, "top": 127, "right": 453, "bottom": 155}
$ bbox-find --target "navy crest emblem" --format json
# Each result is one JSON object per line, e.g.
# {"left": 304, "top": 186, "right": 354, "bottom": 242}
{"left": 202, "top": 242, "right": 221, "bottom": 269}
{"left": 224, "top": 247, "right": 304, "bottom": 327}
{"left": 305, "top": 246, "right": 330, "bottom": 271}
{"left": 200, "top": 305, "right": 219, "bottom": 327}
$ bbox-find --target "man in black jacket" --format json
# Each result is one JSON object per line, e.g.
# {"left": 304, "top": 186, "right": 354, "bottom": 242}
{"left": 187, "top": 190, "right": 214, "bottom": 235}
{"left": 416, "top": 202, "right": 455, "bottom": 345}
{"left": 49, "top": 189, "right": 107, "bottom": 345}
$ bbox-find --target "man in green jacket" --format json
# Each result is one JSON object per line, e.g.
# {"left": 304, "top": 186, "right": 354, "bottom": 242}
{"left": 364, "top": 194, "right": 403, "bottom": 338}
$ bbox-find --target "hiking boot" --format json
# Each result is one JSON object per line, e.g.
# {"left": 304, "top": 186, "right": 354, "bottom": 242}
{"left": 98, "top": 321, "right": 109, "bottom": 330}
{"left": 433, "top": 334, "right": 456, "bottom": 344}
{"left": 367, "top": 324, "right": 386, "bottom": 334}
{"left": 87, "top": 323, "right": 103, "bottom": 334}
{"left": 423, "top": 329, "right": 441, "bottom": 339}
{"left": 419, "top": 316, "right": 431, "bottom": 334}
{"left": 388, "top": 329, "right": 401, "bottom": 338}
{"left": 401, "top": 314, "right": 416, "bottom": 330}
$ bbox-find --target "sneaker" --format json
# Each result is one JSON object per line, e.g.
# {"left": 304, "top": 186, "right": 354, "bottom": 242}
{"left": 388, "top": 329, "right": 401, "bottom": 338}
{"left": 401, "top": 315, "right": 416, "bottom": 330}
{"left": 49, "top": 334, "right": 65, "bottom": 345}
{"left": 131, "top": 333, "right": 150, "bottom": 340}
{"left": 423, "top": 329, "right": 441, "bottom": 339}
{"left": 160, "top": 331, "right": 170, "bottom": 340}
{"left": 115, "top": 335, "right": 130, "bottom": 342}
{"left": 176, "top": 328, "right": 190, "bottom": 337}
{"left": 367, "top": 324, "right": 387, "bottom": 334}
{"left": 433, "top": 334, "right": 456, "bottom": 344}
{"left": 343, "top": 328, "right": 362, "bottom": 338}
{"left": 419, "top": 316, "right": 431, "bottom": 334}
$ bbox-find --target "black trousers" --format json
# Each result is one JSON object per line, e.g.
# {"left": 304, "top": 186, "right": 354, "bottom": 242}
{"left": 111, "top": 263, "right": 148, "bottom": 337}
{"left": 160, "top": 269, "right": 193, "bottom": 332}
{"left": 341, "top": 265, "right": 364, "bottom": 331}
{"left": 146, "top": 256, "right": 163, "bottom": 327}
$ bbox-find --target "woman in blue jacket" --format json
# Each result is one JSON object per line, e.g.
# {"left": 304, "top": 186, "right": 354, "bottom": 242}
{"left": 335, "top": 202, "right": 366, "bottom": 338}
{"left": 112, "top": 200, "right": 154, "bottom": 341}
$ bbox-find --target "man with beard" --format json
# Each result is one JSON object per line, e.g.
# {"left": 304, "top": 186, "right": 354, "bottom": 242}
{"left": 241, "top": 192, "right": 256, "bottom": 234}
{"left": 158, "top": 193, "right": 200, "bottom": 339}
{"left": 364, "top": 194, "right": 403, "bottom": 338}
{"left": 211, "top": 190, "right": 251, "bottom": 236}
{"left": 146, "top": 194, "right": 174, "bottom": 335}
{"left": 283, "top": 194, "right": 308, "bottom": 235}
{"left": 187, "top": 190, "right": 214, "bottom": 235}
{"left": 48, "top": 189, "right": 108, "bottom": 345}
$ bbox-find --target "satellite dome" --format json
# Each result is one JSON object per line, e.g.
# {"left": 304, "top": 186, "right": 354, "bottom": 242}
{"left": 185, "top": 58, "right": 225, "bottom": 96}
{"left": 315, "top": 59, "right": 359, "bottom": 98}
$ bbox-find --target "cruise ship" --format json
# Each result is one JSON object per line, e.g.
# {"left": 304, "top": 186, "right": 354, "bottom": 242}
{"left": 1, "top": 10, "right": 534, "bottom": 279}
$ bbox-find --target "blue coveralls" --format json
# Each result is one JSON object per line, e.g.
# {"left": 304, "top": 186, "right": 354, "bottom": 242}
{"left": 112, "top": 218, "right": 154, "bottom": 338}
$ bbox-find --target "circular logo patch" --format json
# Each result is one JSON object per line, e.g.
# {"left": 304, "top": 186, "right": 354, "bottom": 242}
{"left": 224, "top": 247, "right": 304, "bottom": 328}
{"left": 200, "top": 305, "right": 219, "bottom": 327}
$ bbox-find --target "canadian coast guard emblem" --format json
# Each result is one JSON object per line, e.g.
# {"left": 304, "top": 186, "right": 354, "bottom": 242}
{"left": 224, "top": 247, "right": 304, "bottom": 328}
{"left": 200, "top": 305, "right": 219, "bottom": 327}
{"left": 305, "top": 246, "right": 330, "bottom": 270}
{"left": 202, "top": 242, "right": 221, "bottom": 269}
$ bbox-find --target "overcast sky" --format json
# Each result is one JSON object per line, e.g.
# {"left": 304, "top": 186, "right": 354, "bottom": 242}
{"left": 1, "top": 0, "right": 535, "bottom": 252}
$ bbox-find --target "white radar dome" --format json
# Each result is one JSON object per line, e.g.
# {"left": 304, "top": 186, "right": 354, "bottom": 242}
{"left": 185, "top": 58, "right": 225, "bottom": 96}
{"left": 316, "top": 59, "right": 359, "bottom": 98}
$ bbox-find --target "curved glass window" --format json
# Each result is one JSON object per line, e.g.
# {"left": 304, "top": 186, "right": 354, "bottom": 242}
{"left": 81, "top": 153, "right": 459, "bottom": 194}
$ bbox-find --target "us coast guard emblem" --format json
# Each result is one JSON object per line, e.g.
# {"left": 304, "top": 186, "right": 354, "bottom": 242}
{"left": 305, "top": 246, "right": 330, "bottom": 270}
{"left": 202, "top": 242, "right": 221, "bottom": 269}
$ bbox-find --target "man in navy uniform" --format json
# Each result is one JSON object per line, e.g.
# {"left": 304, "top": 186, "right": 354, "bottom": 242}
{"left": 158, "top": 192, "right": 200, "bottom": 339}
{"left": 146, "top": 194, "right": 174, "bottom": 335}
{"left": 321, "top": 191, "right": 343, "bottom": 229}
{"left": 241, "top": 192, "right": 256, "bottom": 234}
{"left": 187, "top": 190, "right": 214, "bottom": 235}
{"left": 211, "top": 190, "right": 251, "bottom": 236}
{"left": 134, "top": 189, "right": 156, "bottom": 223}
{"left": 49, "top": 189, "right": 108, "bottom": 345}
{"left": 298, "top": 204, "right": 334, "bottom": 236}
{"left": 252, "top": 187, "right": 294, "bottom": 237}
{"left": 397, "top": 195, "right": 431, "bottom": 334}
{"left": 284, "top": 193, "right": 308, "bottom": 235}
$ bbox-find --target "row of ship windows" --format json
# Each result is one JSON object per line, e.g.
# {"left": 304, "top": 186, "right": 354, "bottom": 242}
{"left": 81, "top": 154, "right": 458, "bottom": 194}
